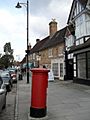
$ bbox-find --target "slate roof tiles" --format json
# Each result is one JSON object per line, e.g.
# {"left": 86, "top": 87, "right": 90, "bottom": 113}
{"left": 40, "top": 27, "right": 67, "bottom": 51}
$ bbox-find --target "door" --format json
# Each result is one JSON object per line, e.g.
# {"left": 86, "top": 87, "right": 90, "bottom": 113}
{"left": 67, "top": 59, "right": 73, "bottom": 80}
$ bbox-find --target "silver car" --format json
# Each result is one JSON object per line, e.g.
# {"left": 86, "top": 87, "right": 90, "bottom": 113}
{"left": 0, "top": 71, "right": 13, "bottom": 92}
{"left": 0, "top": 76, "right": 7, "bottom": 113}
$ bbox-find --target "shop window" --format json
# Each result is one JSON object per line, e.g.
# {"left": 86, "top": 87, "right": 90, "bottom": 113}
{"left": 52, "top": 63, "right": 58, "bottom": 76}
{"left": 77, "top": 53, "right": 86, "bottom": 79}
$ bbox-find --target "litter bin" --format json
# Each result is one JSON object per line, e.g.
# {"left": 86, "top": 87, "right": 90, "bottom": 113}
{"left": 30, "top": 68, "right": 50, "bottom": 118}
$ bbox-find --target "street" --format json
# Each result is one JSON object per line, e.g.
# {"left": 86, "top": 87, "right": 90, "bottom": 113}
{"left": 0, "top": 78, "right": 90, "bottom": 120}
{"left": 0, "top": 84, "right": 17, "bottom": 120}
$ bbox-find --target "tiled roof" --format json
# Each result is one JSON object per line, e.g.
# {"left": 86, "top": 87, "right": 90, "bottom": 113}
{"left": 29, "top": 36, "right": 49, "bottom": 54}
{"left": 20, "top": 55, "right": 26, "bottom": 64}
{"left": 40, "top": 27, "right": 67, "bottom": 50}
{"left": 69, "top": 38, "right": 90, "bottom": 53}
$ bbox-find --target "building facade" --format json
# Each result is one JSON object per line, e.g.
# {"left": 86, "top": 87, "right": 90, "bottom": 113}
{"left": 65, "top": 0, "right": 90, "bottom": 84}
{"left": 29, "top": 20, "right": 66, "bottom": 80}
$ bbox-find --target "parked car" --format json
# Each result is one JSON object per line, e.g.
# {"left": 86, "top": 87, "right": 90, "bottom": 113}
{"left": 0, "top": 76, "right": 7, "bottom": 112}
{"left": 0, "top": 71, "right": 13, "bottom": 92}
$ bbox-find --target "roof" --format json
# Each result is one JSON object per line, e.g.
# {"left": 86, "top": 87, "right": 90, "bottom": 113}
{"left": 69, "top": 39, "right": 90, "bottom": 53}
{"left": 29, "top": 36, "right": 49, "bottom": 54}
{"left": 40, "top": 27, "right": 67, "bottom": 50}
{"left": 20, "top": 56, "right": 26, "bottom": 64}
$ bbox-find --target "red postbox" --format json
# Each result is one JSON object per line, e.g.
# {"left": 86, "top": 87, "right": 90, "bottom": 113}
{"left": 30, "top": 68, "right": 49, "bottom": 118}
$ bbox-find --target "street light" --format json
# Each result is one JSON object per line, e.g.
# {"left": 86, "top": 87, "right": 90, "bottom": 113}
{"left": 15, "top": 0, "right": 29, "bottom": 83}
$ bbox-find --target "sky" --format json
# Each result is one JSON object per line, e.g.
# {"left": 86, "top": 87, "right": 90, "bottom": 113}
{"left": 0, "top": 0, "right": 73, "bottom": 61}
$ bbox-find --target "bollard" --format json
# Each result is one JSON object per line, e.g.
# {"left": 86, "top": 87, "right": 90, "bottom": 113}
{"left": 30, "top": 68, "right": 50, "bottom": 118}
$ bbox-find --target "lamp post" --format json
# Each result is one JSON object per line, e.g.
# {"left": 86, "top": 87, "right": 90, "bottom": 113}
{"left": 15, "top": 0, "right": 29, "bottom": 83}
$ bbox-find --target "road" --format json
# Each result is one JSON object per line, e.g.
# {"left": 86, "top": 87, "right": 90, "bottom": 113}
{"left": 0, "top": 84, "right": 17, "bottom": 120}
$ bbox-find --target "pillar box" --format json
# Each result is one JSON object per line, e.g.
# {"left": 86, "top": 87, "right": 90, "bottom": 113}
{"left": 30, "top": 68, "right": 50, "bottom": 118}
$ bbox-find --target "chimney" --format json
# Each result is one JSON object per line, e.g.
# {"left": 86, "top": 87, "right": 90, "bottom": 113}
{"left": 49, "top": 19, "right": 57, "bottom": 38}
{"left": 36, "top": 39, "right": 40, "bottom": 43}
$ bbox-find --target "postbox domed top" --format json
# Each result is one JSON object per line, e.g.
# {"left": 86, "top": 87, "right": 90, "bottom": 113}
{"left": 30, "top": 68, "right": 50, "bottom": 73}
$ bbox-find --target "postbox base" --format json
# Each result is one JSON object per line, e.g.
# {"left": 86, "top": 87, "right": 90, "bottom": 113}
{"left": 30, "top": 107, "right": 46, "bottom": 118}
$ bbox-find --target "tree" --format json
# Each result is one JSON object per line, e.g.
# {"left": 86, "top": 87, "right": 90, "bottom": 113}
{"left": 4, "top": 42, "right": 13, "bottom": 55}
{"left": 0, "top": 42, "right": 14, "bottom": 68}
{"left": 0, "top": 54, "right": 14, "bottom": 68}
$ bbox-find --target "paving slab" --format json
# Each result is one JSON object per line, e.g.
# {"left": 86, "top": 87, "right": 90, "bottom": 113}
{"left": 15, "top": 76, "right": 90, "bottom": 120}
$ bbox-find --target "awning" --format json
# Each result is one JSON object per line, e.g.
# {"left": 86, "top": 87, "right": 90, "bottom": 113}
{"left": 23, "top": 63, "right": 34, "bottom": 68}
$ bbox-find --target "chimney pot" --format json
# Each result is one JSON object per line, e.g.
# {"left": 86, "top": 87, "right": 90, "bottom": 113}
{"left": 36, "top": 39, "right": 40, "bottom": 43}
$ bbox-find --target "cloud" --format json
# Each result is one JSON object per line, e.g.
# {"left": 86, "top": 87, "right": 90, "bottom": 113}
{"left": 0, "top": 9, "right": 27, "bottom": 58}
{"left": 0, "top": 0, "right": 73, "bottom": 61}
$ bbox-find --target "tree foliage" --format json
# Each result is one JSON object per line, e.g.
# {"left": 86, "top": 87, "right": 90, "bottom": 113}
{"left": 0, "top": 42, "right": 14, "bottom": 68}
{"left": 4, "top": 42, "right": 13, "bottom": 55}
{"left": 0, "top": 54, "right": 14, "bottom": 68}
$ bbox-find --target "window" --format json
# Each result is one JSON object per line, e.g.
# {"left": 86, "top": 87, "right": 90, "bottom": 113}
{"left": 60, "top": 63, "right": 63, "bottom": 77}
{"left": 80, "top": 38, "right": 84, "bottom": 44}
{"left": 74, "top": 71, "right": 76, "bottom": 77}
{"left": 48, "top": 49, "right": 52, "bottom": 57}
{"left": 86, "top": 18, "right": 90, "bottom": 35}
{"left": 58, "top": 47, "right": 64, "bottom": 56}
{"left": 77, "top": 53, "right": 86, "bottom": 79}
{"left": 75, "top": 15, "right": 84, "bottom": 39}
{"left": 73, "top": 56, "right": 76, "bottom": 77}
{"left": 52, "top": 63, "right": 58, "bottom": 76}
{"left": 74, "top": 1, "right": 83, "bottom": 17}
{"left": 33, "top": 53, "right": 35, "bottom": 59}
{"left": 74, "top": 57, "right": 76, "bottom": 62}
{"left": 76, "top": 38, "right": 84, "bottom": 46}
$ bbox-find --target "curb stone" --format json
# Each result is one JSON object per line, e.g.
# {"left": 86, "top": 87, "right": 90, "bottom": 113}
{"left": 14, "top": 81, "right": 19, "bottom": 120}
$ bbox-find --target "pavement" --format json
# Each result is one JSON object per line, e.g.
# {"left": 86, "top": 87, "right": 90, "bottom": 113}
{"left": 15, "top": 74, "right": 90, "bottom": 120}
